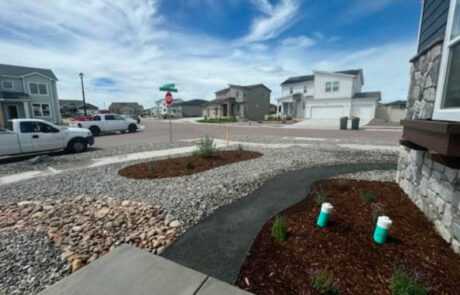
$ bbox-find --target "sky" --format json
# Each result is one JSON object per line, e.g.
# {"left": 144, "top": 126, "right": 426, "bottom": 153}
{"left": 0, "top": 0, "right": 421, "bottom": 109}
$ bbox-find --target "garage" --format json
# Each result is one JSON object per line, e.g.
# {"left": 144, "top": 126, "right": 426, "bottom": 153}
{"left": 351, "top": 105, "right": 375, "bottom": 119}
{"left": 310, "top": 106, "right": 344, "bottom": 119}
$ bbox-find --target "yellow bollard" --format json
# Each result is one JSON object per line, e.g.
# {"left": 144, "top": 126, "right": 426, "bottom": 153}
{"left": 226, "top": 125, "right": 230, "bottom": 147}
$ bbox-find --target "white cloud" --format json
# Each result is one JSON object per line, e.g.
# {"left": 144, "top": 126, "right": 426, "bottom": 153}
{"left": 242, "top": 0, "right": 301, "bottom": 43}
{"left": 281, "top": 36, "right": 316, "bottom": 48}
{"left": 0, "top": 0, "right": 414, "bottom": 109}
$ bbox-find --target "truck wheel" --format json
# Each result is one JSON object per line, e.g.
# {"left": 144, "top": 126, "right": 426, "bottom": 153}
{"left": 128, "top": 124, "right": 137, "bottom": 133}
{"left": 89, "top": 126, "right": 101, "bottom": 137}
{"left": 68, "top": 138, "right": 88, "bottom": 153}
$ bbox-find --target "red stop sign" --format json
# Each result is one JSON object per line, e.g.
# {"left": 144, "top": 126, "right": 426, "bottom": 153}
{"left": 165, "top": 92, "right": 173, "bottom": 106}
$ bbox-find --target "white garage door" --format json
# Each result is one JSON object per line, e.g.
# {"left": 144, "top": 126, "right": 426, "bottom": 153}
{"left": 351, "top": 105, "right": 374, "bottom": 119}
{"left": 311, "top": 106, "right": 344, "bottom": 119}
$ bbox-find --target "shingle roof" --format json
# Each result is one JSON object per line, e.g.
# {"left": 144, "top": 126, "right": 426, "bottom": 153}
{"left": 174, "top": 99, "right": 207, "bottom": 107}
{"left": 353, "top": 91, "right": 381, "bottom": 100}
{"left": 204, "top": 97, "right": 235, "bottom": 106}
{"left": 335, "top": 69, "right": 362, "bottom": 76}
{"left": 0, "top": 91, "right": 29, "bottom": 99}
{"left": 281, "top": 75, "right": 314, "bottom": 85}
{"left": 109, "top": 102, "right": 143, "bottom": 109}
{"left": 384, "top": 100, "right": 406, "bottom": 106}
{"left": 59, "top": 99, "right": 98, "bottom": 109}
{"left": 0, "top": 64, "right": 58, "bottom": 80}
{"left": 216, "top": 84, "right": 271, "bottom": 94}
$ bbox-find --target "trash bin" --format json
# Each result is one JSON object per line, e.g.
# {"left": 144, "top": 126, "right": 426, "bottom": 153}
{"left": 351, "top": 117, "right": 360, "bottom": 130}
{"left": 340, "top": 117, "right": 348, "bottom": 130}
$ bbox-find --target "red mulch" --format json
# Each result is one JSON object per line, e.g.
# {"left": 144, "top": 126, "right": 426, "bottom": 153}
{"left": 236, "top": 180, "right": 460, "bottom": 295}
{"left": 118, "top": 150, "right": 262, "bottom": 179}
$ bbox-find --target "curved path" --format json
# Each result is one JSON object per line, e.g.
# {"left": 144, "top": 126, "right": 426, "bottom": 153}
{"left": 162, "top": 163, "right": 396, "bottom": 284}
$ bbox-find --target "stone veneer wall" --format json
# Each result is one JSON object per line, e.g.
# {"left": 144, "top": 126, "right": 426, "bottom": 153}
{"left": 397, "top": 148, "right": 460, "bottom": 253}
{"left": 397, "top": 39, "right": 460, "bottom": 254}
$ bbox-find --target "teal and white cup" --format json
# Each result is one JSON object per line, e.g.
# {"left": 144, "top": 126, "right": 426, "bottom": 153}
{"left": 373, "top": 216, "right": 392, "bottom": 244}
{"left": 317, "top": 202, "right": 333, "bottom": 228}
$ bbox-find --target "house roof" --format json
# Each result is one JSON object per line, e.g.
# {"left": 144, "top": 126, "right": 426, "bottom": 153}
{"left": 59, "top": 99, "right": 98, "bottom": 109}
{"left": 281, "top": 69, "right": 364, "bottom": 85}
{"left": 353, "top": 91, "right": 381, "bottom": 100}
{"left": 109, "top": 102, "right": 143, "bottom": 109}
{"left": 0, "top": 64, "right": 58, "bottom": 80}
{"left": 216, "top": 84, "right": 271, "bottom": 94}
{"left": 384, "top": 100, "right": 406, "bottom": 106}
{"left": 204, "top": 97, "right": 235, "bottom": 106}
{"left": 0, "top": 91, "right": 29, "bottom": 99}
{"left": 174, "top": 99, "right": 207, "bottom": 107}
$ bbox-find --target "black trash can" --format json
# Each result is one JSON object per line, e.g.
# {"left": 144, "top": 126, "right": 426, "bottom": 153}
{"left": 351, "top": 117, "right": 360, "bottom": 130}
{"left": 340, "top": 117, "right": 348, "bottom": 130}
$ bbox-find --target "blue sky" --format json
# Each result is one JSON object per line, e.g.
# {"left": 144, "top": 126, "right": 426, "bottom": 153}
{"left": 0, "top": 0, "right": 421, "bottom": 108}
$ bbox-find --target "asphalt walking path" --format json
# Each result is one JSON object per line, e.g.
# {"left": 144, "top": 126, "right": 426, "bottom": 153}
{"left": 162, "top": 162, "right": 397, "bottom": 284}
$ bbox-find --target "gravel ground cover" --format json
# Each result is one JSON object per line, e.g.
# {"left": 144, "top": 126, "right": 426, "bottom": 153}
{"left": 0, "top": 136, "right": 399, "bottom": 294}
{"left": 332, "top": 169, "right": 397, "bottom": 182}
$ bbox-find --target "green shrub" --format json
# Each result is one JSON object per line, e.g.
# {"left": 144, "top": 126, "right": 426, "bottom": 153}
{"left": 315, "top": 190, "right": 327, "bottom": 207}
{"left": 185, "top": 162, "right": 195, "bottom": 170}
{"left": 237, "top": 144, "right": 244, "bottom": 152}
{"left": 336, "top": 179, "right": 348, "bottom": 187}
{"left": 361, "top": 191, "right": 376, "bottom": 203}
{"left": 390, "top": 267, "right": 428, "bottom": 295}
{"left": 271, "top": 217, "right": 287, "bottom": 242}
{"left": 147, "top": 163, "right": 155, "bottom": 172}
{"left": 310, "top": 269, "right": 340, "bottom": 295}
{"left": 194, "top": 135, "right": 217, "bottom": 158}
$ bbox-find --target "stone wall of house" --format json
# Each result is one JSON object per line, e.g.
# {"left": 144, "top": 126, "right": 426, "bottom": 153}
{"left": 405, "top": 42, "right": 443, "bottom": 120}
{"left": 397, "top": 147, "right": 460, "bottom": 254}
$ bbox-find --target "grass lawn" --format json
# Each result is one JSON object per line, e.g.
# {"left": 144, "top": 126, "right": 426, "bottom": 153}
{"left": 196, "top": 118, "right": 237, "bottom": 123}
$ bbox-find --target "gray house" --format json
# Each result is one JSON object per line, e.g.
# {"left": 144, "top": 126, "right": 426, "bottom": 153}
{"left": 203, "top": 84, "right": 271, "bottom": 121}
{"left": 59, "top": 99, "right": 99, "bottom": 117}
{"left": 174, "top": 99, "right": 207, "bottom": 117}
{"left": 397, "top": 0, "right": 460, "bottom": 254}
{"left": 0, "top": 64, "right": 61, "bottom": 128}
{"left": 109, "top": 102, "right": 144, "bottom": 115}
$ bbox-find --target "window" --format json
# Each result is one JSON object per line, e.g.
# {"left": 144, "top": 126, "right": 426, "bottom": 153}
{"left": 290, "top": 87, "right": 293, "bottom": 94}
{"left": 303, "top": 86, "right": 307, "bottom": 93}
{"left": 2, "top": 81, "right": 13, "bottom": 89}
{"left": 236, "top": 91, "right": 240, "bottom": 98}
{"left": 93, "top": 116, "right": 101, "bottom": 121}
{"left": 32, "top": 104, "right": 51, "bottom": 117}
{"left": 28, "top": 82, "right": 48, "bottom": 95}
{"left": 105, "top": 115, "right": 116, "bottom": 120}
{"left": 332, "top": 81, "right": 340, "bottom": 92}
{"left": 303, "top": 102, "right": 306, "bottom": 109}
{"left": 434, "top": 0, "right": 460, "bottom": 121}
{"left": 325, "top": 82, "right": 332, "bottom": 92}
{"left": 20, "top": 122, "right": 58, "bottom": 133}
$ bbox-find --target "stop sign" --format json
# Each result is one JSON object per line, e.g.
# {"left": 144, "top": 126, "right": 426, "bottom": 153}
{"left": 165, "top": 92, "right": 173, "bottom": 106}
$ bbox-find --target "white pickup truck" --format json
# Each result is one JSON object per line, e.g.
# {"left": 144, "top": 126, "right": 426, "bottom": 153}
{"left": 0, "top": 119, "right": 94, "bottom": 157}
{"left": 69, "top": 114, "right": 138, "bottom": 136}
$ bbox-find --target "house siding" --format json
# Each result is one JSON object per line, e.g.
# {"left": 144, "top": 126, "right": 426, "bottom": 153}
{"left": 418, "top": 0, "right": 450, "bottom": 52}
{"left": 244, "top": 86, "right": 270, "bottom": 121}
{"left": 313, "top": 73, "right": 354, "bottom": 99}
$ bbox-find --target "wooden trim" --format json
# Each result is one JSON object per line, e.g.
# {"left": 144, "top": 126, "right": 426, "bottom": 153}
{"left": 428, "top": 152, "right": 460, "bottom": 169}
{"left": 401, "top": 119, "right": 460, "bottom": 157}
{"left": 399, "top": 139, "right": 428, "bottom": 151}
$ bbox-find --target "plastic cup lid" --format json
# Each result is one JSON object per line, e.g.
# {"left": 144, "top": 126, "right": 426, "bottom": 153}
{"left": 321, "top": 202, "right": 334, "bottom": 213}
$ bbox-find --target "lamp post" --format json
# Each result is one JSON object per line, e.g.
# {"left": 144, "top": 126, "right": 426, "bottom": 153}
{"left": 79, "top": 72, "right": 87, "bottom": 116}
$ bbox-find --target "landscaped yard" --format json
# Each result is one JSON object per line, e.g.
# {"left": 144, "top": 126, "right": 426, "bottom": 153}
{"left": 196, "top": 117, "right": 237, "bottom": 123}
{"left": 237, "top": 179, "right": 460, "bottom": 294}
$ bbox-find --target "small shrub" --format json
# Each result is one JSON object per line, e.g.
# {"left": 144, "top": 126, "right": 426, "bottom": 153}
{"left": 390, "top": 266, "right": 428, "bottom": 295}
{"left": 271, "top": 216, "right": 287, "bottom": 242}
{"left": 371, "top": 202, "right": 385, "bottom": 224}
{"left": 147, "top": 163, "right": 155, "bottom": 172}
{"left": 336, "top": 179, "right": 348, "bottom": 187}
{"left": 185, "top": 161, "right": 195, "bottom": 170}
{"left": 310, "top": 269, "right": 340, "bottom": 295}
{"left": 315, "top": 190, "right": 328, "bottom": 207}
{"left": 238, "top": 144, "right": 244, "bottom": 152}
{"left": 195, "top": 135, "right": 217, "bottom": 158}
{"left": 361, "top": 190, "right": 376, "bottom": 203}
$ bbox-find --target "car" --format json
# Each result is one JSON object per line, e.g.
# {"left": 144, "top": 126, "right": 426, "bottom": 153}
{"left": 0, "top": 119, "right": 94, "bottom": 156}
{"left": 69, "top": 113, "right": 138, "bottom": 136}
{"left": 121, "top": 114, "right": 141, "bottom": 124}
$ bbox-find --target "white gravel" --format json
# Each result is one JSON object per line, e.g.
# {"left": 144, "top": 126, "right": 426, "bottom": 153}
{"left": 332, "top": 169, "right": 397, "bottom": 182}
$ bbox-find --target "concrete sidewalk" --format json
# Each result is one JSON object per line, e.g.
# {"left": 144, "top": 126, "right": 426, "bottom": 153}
{"left": 38, "top": 245, "right": 252, "bottom": 295}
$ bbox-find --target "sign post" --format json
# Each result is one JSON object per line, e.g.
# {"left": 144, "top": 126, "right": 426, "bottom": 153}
{"left": 159, "top": 84, "right": 178, "bottom": 143}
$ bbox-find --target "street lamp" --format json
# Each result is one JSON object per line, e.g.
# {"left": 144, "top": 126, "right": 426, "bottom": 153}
{"left": 79, "top": 72, "right": 87, "bottom": 116}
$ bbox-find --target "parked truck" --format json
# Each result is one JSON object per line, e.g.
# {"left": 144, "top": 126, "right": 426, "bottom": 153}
{"left": 0, "top": 119, "right": 94, "bottom": 156}
{"left": 69, "top": 114, "right": 138, "bottom": 136}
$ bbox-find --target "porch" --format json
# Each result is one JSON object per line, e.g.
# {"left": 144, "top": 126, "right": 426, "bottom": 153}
{"left": 203, "top": 98, "right": 244, "bottom": 119}
{"left": 0, "top": 92, "right": 30, "bottom": 128}
{"left": 277, "top": 93, "right": 304, "bottom": 118}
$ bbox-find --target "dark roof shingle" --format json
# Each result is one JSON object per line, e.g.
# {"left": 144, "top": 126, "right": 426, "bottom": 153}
{"left": 353, "top": 91, "right": 381, "bottom": 100}
{"left": 0, "top": 64, "right": 57, "bottom": 80}
{"left": 281, "top": 75, "right": 314, "bottom": 85}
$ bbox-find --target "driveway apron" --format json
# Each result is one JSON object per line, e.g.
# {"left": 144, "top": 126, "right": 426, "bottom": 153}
{"left": 162, "top": 163, "right": 397, "bottom": 284}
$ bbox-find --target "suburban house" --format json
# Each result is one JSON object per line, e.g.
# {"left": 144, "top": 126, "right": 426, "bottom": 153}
{"left": 109, "top": 102, "right": 144, "bottom": 115}
{"left": 277, "top": 69, "right": 381, "bottom": 121}
{"left": 375, "top": 100, "right": 407, "bottom": 123}
{"left": 397, "top": 0, "right": 460, "bottom": 254}
{"left": 59, "top": 99, "right": 99, "bottom": 117}
{"left": 151, "top": 98, "right": 184, "bottom": 118}
{"left": 0, "top": 63, "right": 61, "bottom": 128}
{"left": 174, "top": 99, "right": 207, "bottom": 117}
{"left": 203, "top": 84, "right": 271, "bottom": 121}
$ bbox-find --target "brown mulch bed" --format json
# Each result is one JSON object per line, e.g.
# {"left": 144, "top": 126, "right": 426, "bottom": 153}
{"left": 118, "top": 150, "right": 262, "bottom": 179}
{"left": 236, "top": 180, "right": 460, "bottom": 295}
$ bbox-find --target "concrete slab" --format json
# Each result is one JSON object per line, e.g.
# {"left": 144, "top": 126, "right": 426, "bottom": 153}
{"left": 39, "top": 245, "right": 207, "bottom": 295}
{"left": 196, "top": 277, "right": 252, "bottom": 295}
